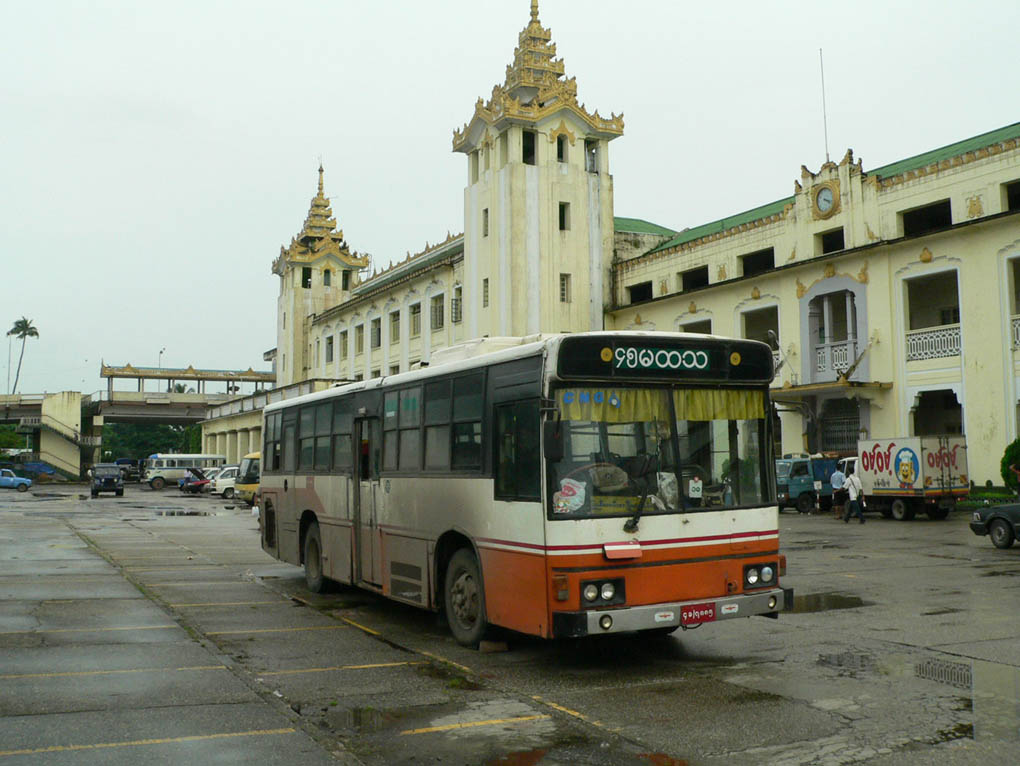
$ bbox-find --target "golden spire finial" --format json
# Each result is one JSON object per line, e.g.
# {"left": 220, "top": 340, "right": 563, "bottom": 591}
{"left": 317, "top": 162, "right": 324, "bottom": 194}
{"left": 530, "top": 0, "right": 539, "bottom": 22}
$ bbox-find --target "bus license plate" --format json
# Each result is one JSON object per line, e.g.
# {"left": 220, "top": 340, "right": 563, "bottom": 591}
{"left": 680, "top": 603, "right": 716, "bottom": 625}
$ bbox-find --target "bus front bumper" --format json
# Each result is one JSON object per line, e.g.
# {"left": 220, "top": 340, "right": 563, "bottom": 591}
{"left": 552, "top": 587, "right": 794, "bottom": 638}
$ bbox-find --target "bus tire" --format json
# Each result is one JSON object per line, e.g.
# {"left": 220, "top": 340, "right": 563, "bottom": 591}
{"left": 890, "top": 498, "right": 915, "bottom": 521}
{"left": 444, "top": 549, "right": 488, "bottom": 647}
{"left": 303, "top": 521, "right": 326, "bottom": 593}
{"left": 150, "top": 477, "right": 165, "bottom": 491}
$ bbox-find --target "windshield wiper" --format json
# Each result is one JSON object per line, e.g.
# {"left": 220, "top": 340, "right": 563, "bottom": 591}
{"left": 623, "top": 454, "right": 657, "bottom": 534}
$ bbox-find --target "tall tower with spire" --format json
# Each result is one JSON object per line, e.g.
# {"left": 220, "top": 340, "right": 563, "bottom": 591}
{"left": 452, "top": 0, "right": 623, "bottom": 338}
{"left": 272, "top": 166, "right": 369, "bottom": 385}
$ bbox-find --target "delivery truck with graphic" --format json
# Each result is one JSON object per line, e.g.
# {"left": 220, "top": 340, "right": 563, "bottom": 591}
{"left": 836, "top": 436, "right": 968, "bottom": 521}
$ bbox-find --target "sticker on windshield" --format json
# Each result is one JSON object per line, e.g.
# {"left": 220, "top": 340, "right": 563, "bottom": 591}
{"left": 553, "top": 478, "right": 586, "bottom": 514}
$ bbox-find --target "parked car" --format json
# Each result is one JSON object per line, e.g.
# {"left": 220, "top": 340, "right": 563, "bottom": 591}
{"left": 114, "top": 458, "right": 142, "bottom": 482}
{"left": 969, "top": 502, "right": 1020, "bottom": 549}
{"left": 0, "top": 468, "right": 32, "bottom": 492}
{"left": 211, "top": 465, "right": 239, "bottom": 498}
{"left": 90, "top": 464, "right": 124, "bottom": 498}
{"left": 179, "top": 467, "right": 212, "bottom": 494}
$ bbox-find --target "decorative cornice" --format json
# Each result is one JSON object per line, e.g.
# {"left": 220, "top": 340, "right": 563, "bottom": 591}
{"left": 619, "top": 204, "right": 793, "bottom": 272}
{"left": 875, "top": 138, "right": 1019, "bottom": 190}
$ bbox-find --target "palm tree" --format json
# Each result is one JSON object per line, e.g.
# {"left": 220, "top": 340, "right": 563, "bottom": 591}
{"left": 7, "top": 317, "right": 39, "bottom": 394}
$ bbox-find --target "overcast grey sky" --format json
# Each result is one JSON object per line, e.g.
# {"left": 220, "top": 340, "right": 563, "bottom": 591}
{"left": 2, "top": 0, "right": 1017, "bottom": 396}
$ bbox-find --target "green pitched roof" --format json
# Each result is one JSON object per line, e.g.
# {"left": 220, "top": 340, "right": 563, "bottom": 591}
{"left": 614, "top": 217, "right": 677, "bottom": 237}
{"left": 644, "top": 120, "right": 1020, "bottom": 258}
{"left": 869, "top": 120, "right": 1020, "bottom": 179}
{"left": 648, "top": 196, "right": 793, "bottom": 255}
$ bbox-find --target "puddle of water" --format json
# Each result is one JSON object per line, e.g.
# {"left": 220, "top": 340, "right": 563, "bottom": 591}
{"left": 32, "top": 492, "right": 71, "bottom": 499}
{"left": 154, "top": 510, "right": 211, "bottom": 517}
{"left": 486, "top": 750, "right": 549, "bottom": 766}
{"left": 334, "top": 707, "right": 395, "bottom": 733}
{"left": 922, "top": 607, "right": 962, "bottom": 616}
{"left": 979, "top": 570, "right": 1020, "bottom": 578}
{"left": 792, "top": 592, "right": 870, "bottom": 613}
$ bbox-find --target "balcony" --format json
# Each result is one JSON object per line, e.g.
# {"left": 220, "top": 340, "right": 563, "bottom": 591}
{"left": 905, "top": 324, "right": 961, "bottom": 361}
{"left": 815, "top": 340, "right": 858, "bottom": 378}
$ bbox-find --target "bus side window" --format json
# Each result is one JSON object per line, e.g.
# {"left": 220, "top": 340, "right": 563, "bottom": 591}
{"left": 495, "top": 400, "right": 540, "bottom": 501}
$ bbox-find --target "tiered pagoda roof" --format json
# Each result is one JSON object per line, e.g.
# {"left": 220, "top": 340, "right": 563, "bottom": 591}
{"left": 272, "top": 166, "right": 369, "bottom": 275}
{"left": 452, "top": 0, "right": 623, "bottom": 153}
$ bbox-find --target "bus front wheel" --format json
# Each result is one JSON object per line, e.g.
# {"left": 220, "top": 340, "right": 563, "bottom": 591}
{"left": 150, "top": 478, "right": 165, "bottom": 490}
{"left": 444, "top": 549, "right": 488, "bottom": 647}
{"left": 303, "top": 522, "right": 325, "bottom": 593}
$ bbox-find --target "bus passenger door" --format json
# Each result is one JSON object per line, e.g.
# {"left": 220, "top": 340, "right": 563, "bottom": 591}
{"left": 353, "top": 417, "right": 382, "bottom": 587}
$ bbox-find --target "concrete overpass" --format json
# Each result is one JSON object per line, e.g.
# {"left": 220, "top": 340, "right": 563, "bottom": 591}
{"left": 1, "top": 364, "right": 276, "bottom": 478}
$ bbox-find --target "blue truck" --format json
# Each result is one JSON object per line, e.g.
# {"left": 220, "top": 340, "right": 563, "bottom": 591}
{"left": 776, "top": 454, "right": 840, "bottom": 513}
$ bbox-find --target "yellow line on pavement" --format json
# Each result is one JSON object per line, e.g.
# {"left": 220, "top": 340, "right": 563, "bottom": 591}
{"left": 123, "top": 566, "right": 222, "bottom": 572}
{"left": 1, "top": 665, "right": 225, "bottom": 680}
{"left": 338, "top": 616, "right": 380, "bottom": 635}
{"left": 532, "top": 695, "right": 606, "bottom": 728}
{"left": 145, "top": 581, "right": 250, "bottom": 587}
{"left": 417, "top": 650, "right": 473, "bottom": 675}
{"left": 169, "top": 601, "right": 282, "bottom": 607}
{"left": 0, "top": 728, "right": 296, "bottom": 757}
{"left": 0, "top": 625, "right": 178, "bottom": 635}
{"left": 400, "top": 714, "right": 549, "bottom": 736}
{"left": 261, "top": 661, "right": 422, "bottom": 676}
{"left": 206, "top": 625, "right": 350, "bottom": 636}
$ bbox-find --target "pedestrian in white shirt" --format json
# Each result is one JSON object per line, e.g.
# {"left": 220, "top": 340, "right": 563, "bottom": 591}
{"left": 843, "top": 472, "right": 865, "bottom": 524}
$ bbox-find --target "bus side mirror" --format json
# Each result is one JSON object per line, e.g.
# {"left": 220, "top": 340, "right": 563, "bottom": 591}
{"left": 543, "top": 420, "right": 563, "bottom": 463}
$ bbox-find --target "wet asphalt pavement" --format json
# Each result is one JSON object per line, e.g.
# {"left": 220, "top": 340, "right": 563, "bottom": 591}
{"left": 1, "top": 486, "right": 1018, "bottom": 765}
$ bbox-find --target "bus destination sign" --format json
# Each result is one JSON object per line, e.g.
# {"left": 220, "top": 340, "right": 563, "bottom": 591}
{"left": 557, "top": 336, "right": 774, "bottom": 383}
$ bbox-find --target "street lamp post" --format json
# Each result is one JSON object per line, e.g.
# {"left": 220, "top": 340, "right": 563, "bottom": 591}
{"left": 158, "top": 347, "right": 166, "bottom": 369}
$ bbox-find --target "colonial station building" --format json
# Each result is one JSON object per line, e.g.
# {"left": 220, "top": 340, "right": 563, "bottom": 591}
{"left": 205, "top": 1, "right": 1020, "bottom": 487}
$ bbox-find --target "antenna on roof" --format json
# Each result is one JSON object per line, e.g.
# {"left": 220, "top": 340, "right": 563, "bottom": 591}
{"left": 819, "top": 48, "right": 830, "bottom": 164}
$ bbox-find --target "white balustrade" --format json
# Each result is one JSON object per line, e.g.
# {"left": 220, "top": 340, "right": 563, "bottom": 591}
{"left": 1013, "top": 315, "right": 1020, "bottom": 349}
{"left": 905, "top": 324, "right": 961, "bottom": 361}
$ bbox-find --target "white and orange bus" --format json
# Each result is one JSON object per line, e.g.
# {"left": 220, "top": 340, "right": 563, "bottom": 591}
{"left": 258, "top": 332, "right": 790, "bottom": 645}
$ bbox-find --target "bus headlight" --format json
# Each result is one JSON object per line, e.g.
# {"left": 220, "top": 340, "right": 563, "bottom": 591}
{"left": 579, "top": 578, "right": 625, "bottom": 607}
{"left": 746, "top": 568, "right": 760, "bottom": 585}
{"left": 761, "top": 566, "right": 774, "bottom": 583}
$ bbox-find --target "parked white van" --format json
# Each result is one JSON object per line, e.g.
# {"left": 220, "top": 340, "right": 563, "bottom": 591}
{"left": 143, "top": 454, "right": 226, "bottom": 490}
{"left": 211, "top": 465, "right": 240, "bottom": 499}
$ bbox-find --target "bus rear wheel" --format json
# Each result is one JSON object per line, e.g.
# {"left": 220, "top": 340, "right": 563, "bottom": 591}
{"left": 303, "top": 521, "right": 326, "bottom": 593}
{"left": 444, "top": 549, "right": 488, "bottom": 647}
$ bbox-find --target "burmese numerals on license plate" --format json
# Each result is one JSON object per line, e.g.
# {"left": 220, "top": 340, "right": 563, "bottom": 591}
{"left": 680, "top": 602, "right": 716, "bottom": 625}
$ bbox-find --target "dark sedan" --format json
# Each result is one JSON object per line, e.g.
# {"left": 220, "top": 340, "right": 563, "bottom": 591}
{"left": 970, "top": 502, "right": 1020, "bottom": 549}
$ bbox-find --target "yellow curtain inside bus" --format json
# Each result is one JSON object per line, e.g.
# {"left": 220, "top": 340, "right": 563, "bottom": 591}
{"left": 558, "top": 388, "right": 763, "bottom": 422}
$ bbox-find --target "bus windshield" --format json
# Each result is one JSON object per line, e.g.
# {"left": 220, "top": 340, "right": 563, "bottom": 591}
{"left": 547, "top": 386, "right": 767, "bottom": 519}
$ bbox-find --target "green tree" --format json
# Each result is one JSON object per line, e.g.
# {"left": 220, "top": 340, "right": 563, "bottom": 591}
{"left": 7, "top": 317, "right": 39, "bottom": 394}
{"left": 102, "top": 423, "right": 191, "bottom": 459}
{"left": 0, "top": 425, "right": 26, "bottom": 450}
{"left": 1001, "top": 438, "right": 1020, "bottom": 493}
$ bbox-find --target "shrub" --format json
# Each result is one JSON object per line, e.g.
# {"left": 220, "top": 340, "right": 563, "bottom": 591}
{"left": 1001, "top": 438, "right": 1020, "bottom": 493}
